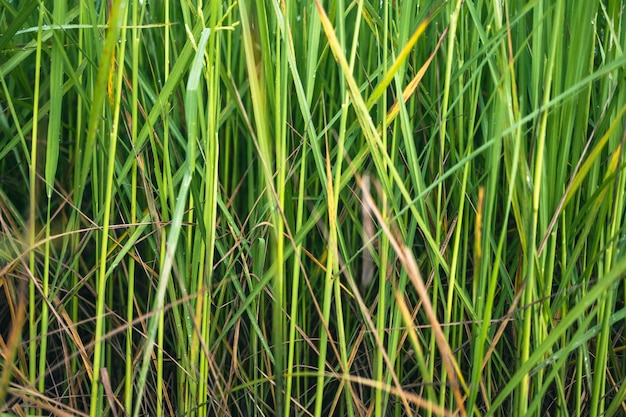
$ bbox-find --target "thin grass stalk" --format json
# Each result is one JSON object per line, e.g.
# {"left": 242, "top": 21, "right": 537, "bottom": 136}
{"left": 517, "top": 1, "right": 563, "bottom": 413}
{"left": 442, "top": 2, "right": 470, "bottom": 410}
{"left": 185, "top": 10, "right": 211, "bottom": 408}
{"left": 197, "top": 2, "right": 221, "bottom": 413}
{"left": 39, "top": 202, "right": 51, "bottom": 397}
{"left": 467, "top": 76, "right": 502, "bottom": 417}
{"left": 188, "top": 58, "right": 210, "bottom": 417}
{"left": 160, "top": 0, "right": 173, "bottom": 229}
{"left": 284, "top": 2, "right": 318, "bottom": 410}
{"left": 273, "top": 5, "right": 288, "bottom": 415}
{"left": 440, "top": 4, "right": 477, "bottom": 406}
{"left": 40, "top": 2, "right": 65, "bottom": 388}
{"left": 313, "top": 154, "right": 335, "bottom": 417}
{"left": 238, "top": 1, "right": 284, "bottom": 412}
{"left": 436, "top": 2, "right": 463, "bottom": 410}
{"left": 374, "top": 0, "right": 390, "bottom": 414}
{"left": 311, "top": 0, "right": 353, "bottom": 413}
{"left": 183, "top": 213, "right": 199, "bottom": 413}
{"left": 124, "top": 0, "right": 142, "bottom": 411}
{"left": 376, "top": 232, "right": 392, "bottom": 416}
{"left": 70, "top": 0, "right": 90, "bottom": 396}
{"left": 185, "top": 22, "right": 204, "bottom": 417}
{"left": 331, "top": 1, "right": 365, "bottom": 415}
{"left": 282, "top": 2, "right": 297, "bottom": 412}
{"left": 28, "top": 5, "right": 46, "bottom": 414}
{"left": 87, "top": 1, "right": 128, "bottom": 413}
{"left": 285, "top": 173, "right": 305, "bottom": 415}
{"left": 253, "top": 236, "right": 267, "bottom": 415}
{"left": 154, "top": 4, "right": 170, "bottom": 414}
{"left": 159, "top": 2, "right": 176, "bottom": 414}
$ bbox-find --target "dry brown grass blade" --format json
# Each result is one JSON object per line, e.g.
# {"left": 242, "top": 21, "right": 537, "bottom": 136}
{"left": 4, "top": 384, "right": 90, "bottom": 417}
{"left": 360, "top": 175, "right": 376, "bottom": 291}
{"left": 100, "top": 367, "right": 119, "bottom": 417}
{"left": 0, "top": 281, "right": 26, "bottom": 406}
{"left": 359, "top": 174, "right": 467, "bottom": 417}
{"left": 338, "top": 373, "right": 456, "bottom": 417}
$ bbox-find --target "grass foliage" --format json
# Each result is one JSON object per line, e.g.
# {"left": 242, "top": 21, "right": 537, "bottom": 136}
{"left": 1, "top": 0, "right": 626, "bottom": 416}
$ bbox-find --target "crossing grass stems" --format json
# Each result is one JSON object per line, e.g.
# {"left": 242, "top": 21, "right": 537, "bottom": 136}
{"left": 0, "top": 0, "right": 625, "bottom": 416}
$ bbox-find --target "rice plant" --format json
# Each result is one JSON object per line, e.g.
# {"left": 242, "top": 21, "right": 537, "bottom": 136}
{"left": 1, "top": 0, "right": 625, "bottom": 416}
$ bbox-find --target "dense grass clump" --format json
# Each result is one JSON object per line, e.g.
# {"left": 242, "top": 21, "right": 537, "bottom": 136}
{"left": 1, "top": 0, "right": 625, "bottom": 416}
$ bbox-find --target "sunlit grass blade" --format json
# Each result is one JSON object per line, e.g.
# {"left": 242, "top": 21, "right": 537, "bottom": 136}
{"left": 366, "top": 18, "right": 429, "bottom": 110}
{"left": 381, "top": 26, "right": 447, "bottom": 130}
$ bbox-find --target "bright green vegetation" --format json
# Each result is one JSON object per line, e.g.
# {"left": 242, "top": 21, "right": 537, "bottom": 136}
{"left": 1, "top": 0, "right": 626, "bottom": 416}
